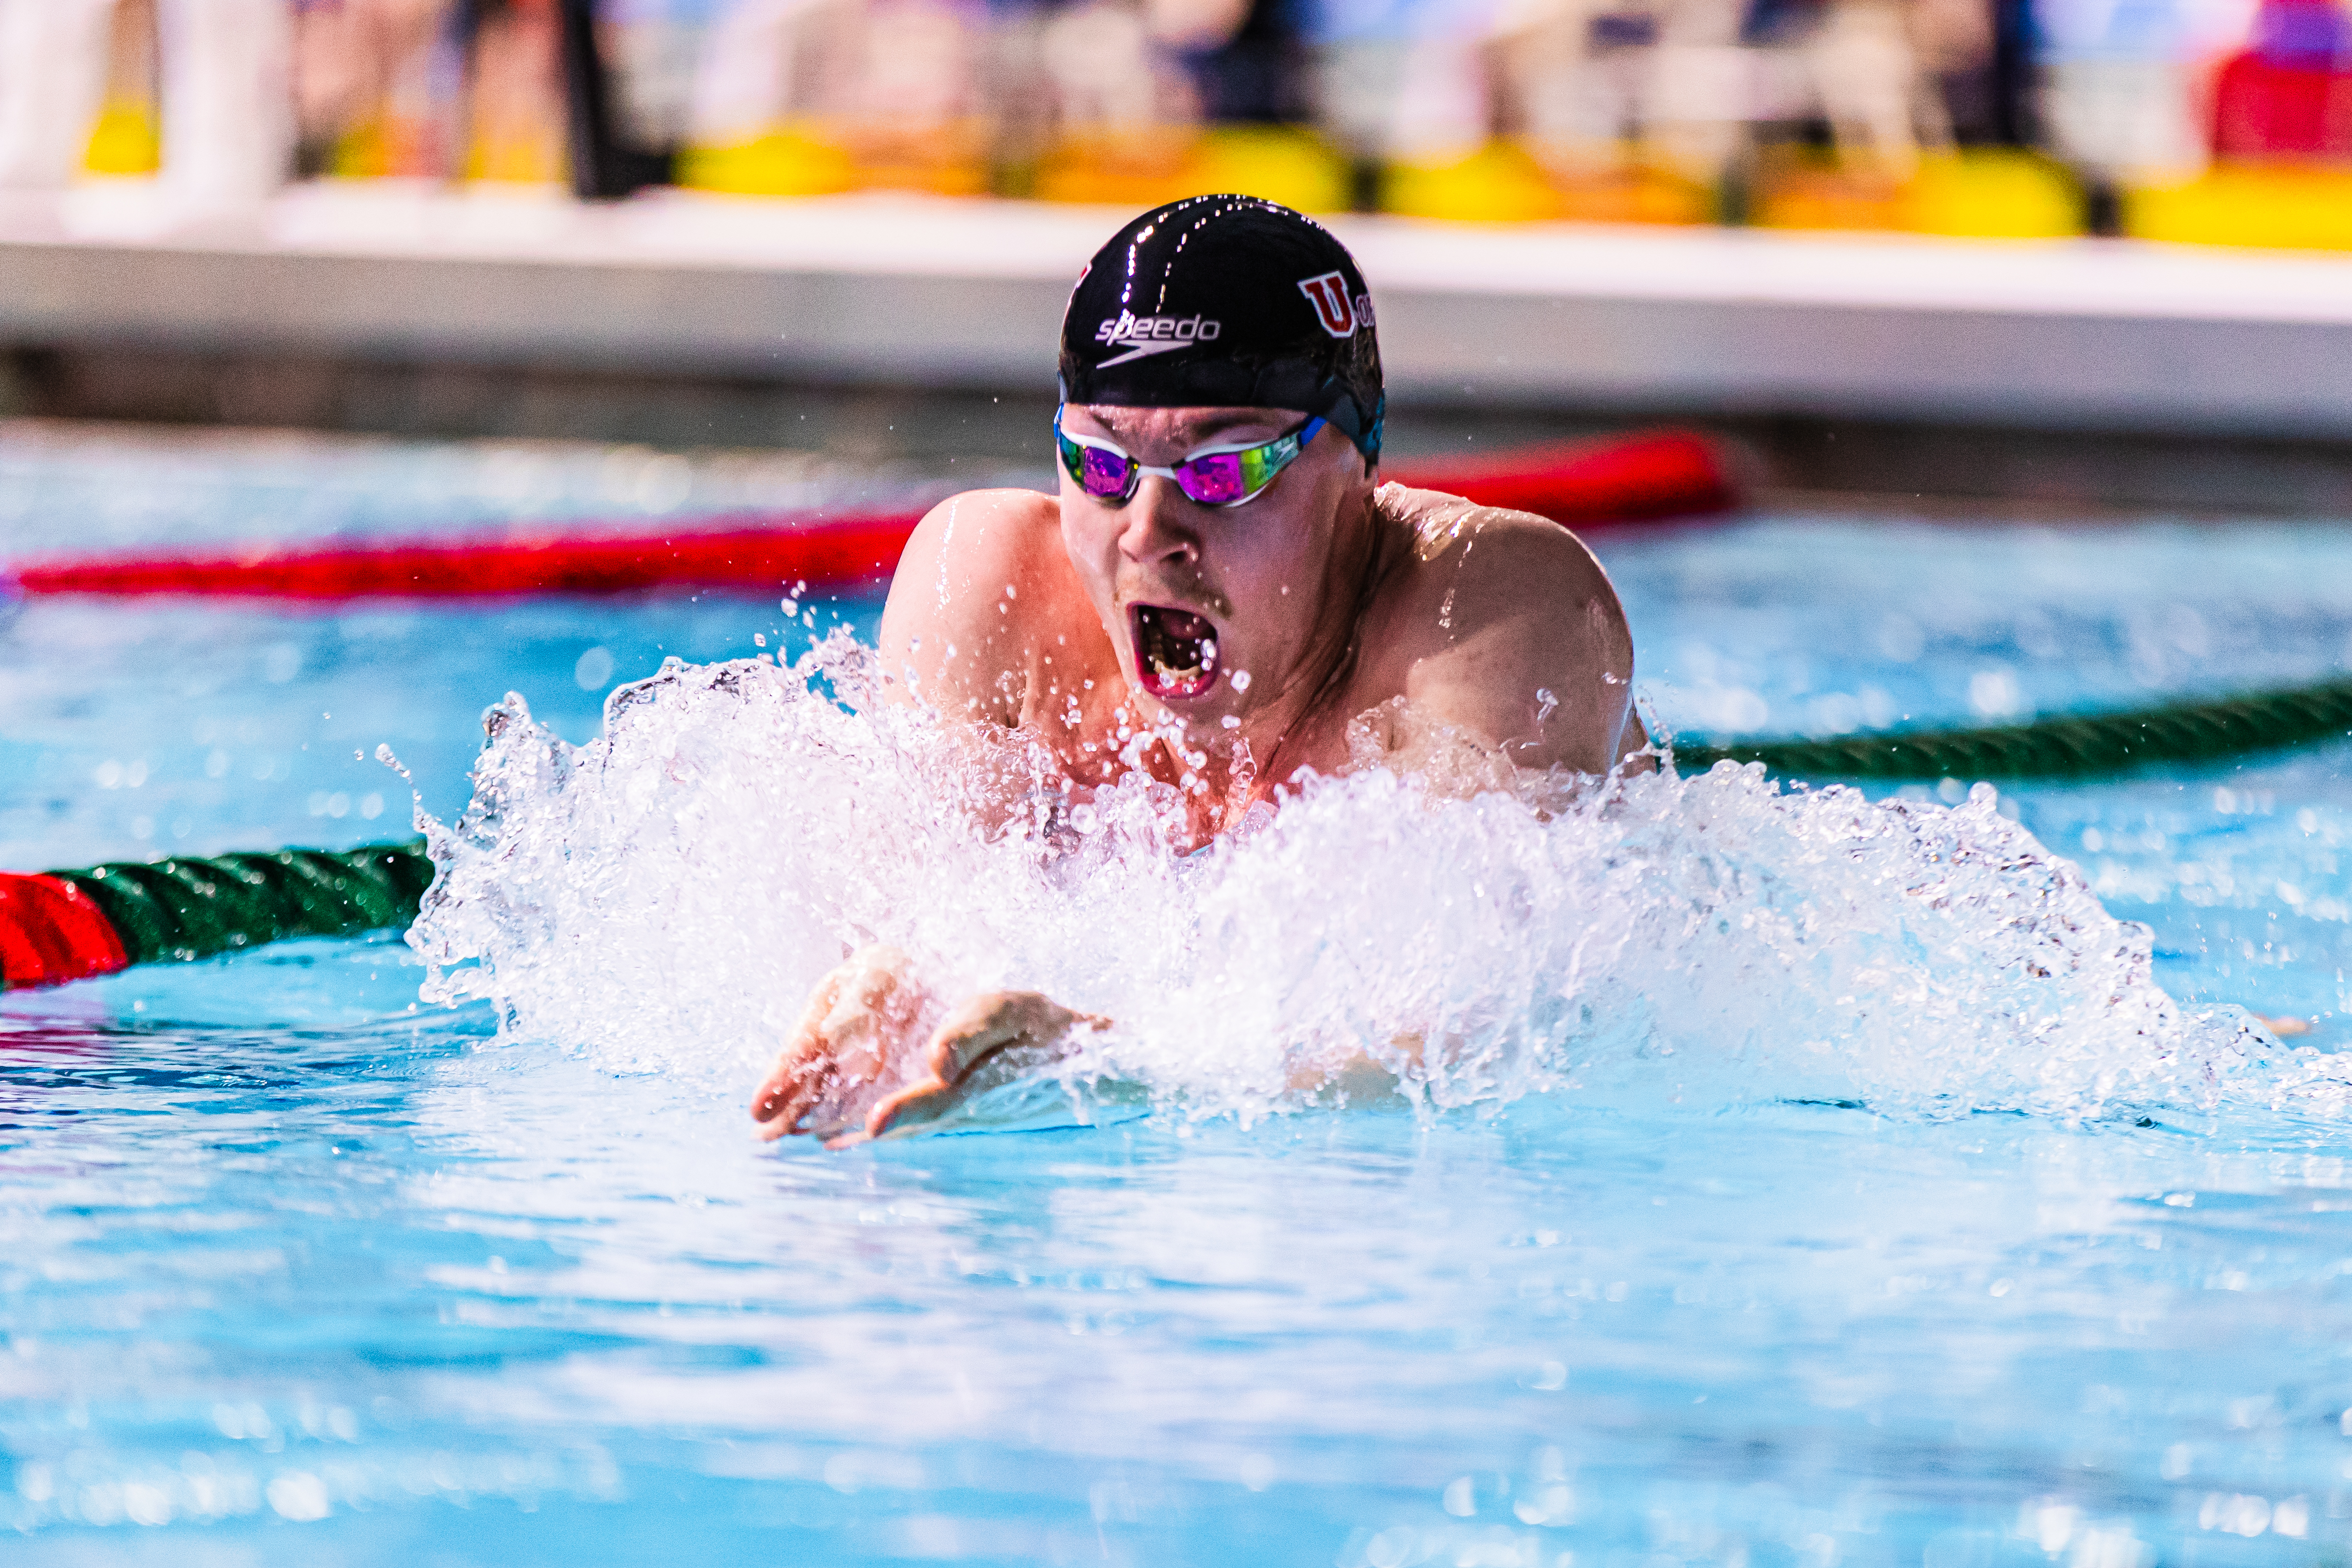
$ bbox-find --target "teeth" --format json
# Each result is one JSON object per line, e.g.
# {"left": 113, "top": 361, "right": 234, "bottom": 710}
{"left": 1135, "top": 604, "right": 1215, "bottom": 694}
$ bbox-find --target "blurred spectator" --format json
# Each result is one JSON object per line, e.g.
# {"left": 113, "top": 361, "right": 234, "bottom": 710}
{"left": 1310, "top": 0, "right": 1555, "bottom": 217}
{"left": 1736, "top": 0, "right": 2087, "bottom": 233}
{"left": 7, "top": 0, "right": 2351, "bottom": 248}
{"left": 1488, "top": 0, "right": 1741, "bottom": 219}
{"left": 2113, "top": 0, "right": 2352, "bottom": 248}
{"left": 1179, "top": 0, "right": 1310, "bottom": 121}
{"left": 1031, "top": 0, "right": 1202, "bottom": 200}
{"left": 1911, "top": 0, "right": 1996, "bottom": 136}
{"left": 1806, "top": 0, "right": 1941, "bottom": 181}
{"left": 676, "top": 0, "right": 1000, "bottom": 195}
{"left": 0, "top": 0, "right": 116, "bottom": 188}
{"left": 1639, "top": 0, "right": 1760, "bottom": 197}
{"left": 84, "top": 0, "right": 166, "bottom": 176}
{"left": 465, "top": 0, "right": 568, "bottom": 181}
{"left": 836, "top": 0, "right": 991, "bottom": 192}
{"left": 2212, "top": 0, "right": 2352, "bottom": 157}
{"left": 676, "top": 0, "right": 860, "bottom": 192}
{"left": 158, "top": 0, "right": 295, "bottom": 202}
{"left": 1313, "top": 0, "right": 1492, "bottom": 168}
{"left": 2038, "top": 0, "right": 2260, "bottom": 181}
{"left": 600, "top": 0, "right": 712, "bottom": 152}
{"left": 292, "top": 0, "right": 461, "bottom": 178}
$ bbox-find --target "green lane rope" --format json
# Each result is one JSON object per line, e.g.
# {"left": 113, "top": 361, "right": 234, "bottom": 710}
{"left": 1676, "top": 674, "right": 2352, "bottom": 782}
{"left": 51, "top": 843, "right": 434, "bottom": 967}
{"left": 4, "top": 674, "right": 2349, "bottom": 990}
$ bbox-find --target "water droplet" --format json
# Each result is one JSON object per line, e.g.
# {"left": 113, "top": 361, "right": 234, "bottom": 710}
{"left": 575, "top": 646, "right": 616, "bottom": 691}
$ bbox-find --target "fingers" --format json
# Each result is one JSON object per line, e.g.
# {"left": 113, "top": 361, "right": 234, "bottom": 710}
{"left": 753, "top": 966, "right": 1112, "bottom": 1148}
{"left": 863, "top": 992, "right": 1112, "bottom": 1141}
{"left": 758, "top": 985, "right": 865, "bottom": 1132}
{"left": 750, "top": 969, "right": 848, "bottom": 1133}
{"left": 749, "top": 947, "right": 920, "bottom": 1139}
{"left": 864, "top": 1073, "right": 958, "bottom": 1140}
{"left": 922, "top": 992, "right": 1107, "bottom": 1083}
{"left": 923, "top": 991, "right": 1060, "bottom": 1083}
{"left": 753, "top": 1055, "right": 836, "bottom": 1141}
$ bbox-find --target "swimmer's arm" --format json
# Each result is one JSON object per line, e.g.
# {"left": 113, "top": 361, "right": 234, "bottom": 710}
{"left": 877, "top": 488, "right": 1064, "bottom": 726}
{"left": 1390, "top": 509, "right": 1647, "bottom": 775}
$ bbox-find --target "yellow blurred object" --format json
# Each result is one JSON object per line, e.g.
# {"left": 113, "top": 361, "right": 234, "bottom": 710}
{"left": 83, "top": 0, "right": 159, "bottom": 178}
{"left": 1175, "top": 125, "right": 1350, "bottom": 214}
{"left": 1751, "top": 145, "right": 1908, "bottom": 231}
{"left": 328, "top": 116, "right": 441, "bottom": 181}
{"left": 1756, "top": 149, "right": 2081, "bottom": 237}
{"left": 1034, "top": 129, "right": 1199, "bottom": 206}
{"left": 2125, "top": 165, "right": 2352, "bottom": 252}
{"left": 679, "top": 128, "right": 860, "bottom": 197}
{"left": 1036, "top": 125, "right": 1350, "bottom": 212}
{"left": 1905, "top": 150, "right": 2081, "bottom": 238}
{"left": 82, "top": 100, "right": 160, "bottom": 177}
{"left": 1538, "top": 153, "right": 1714, "bottom": 226}
{"left": 846, "top": 121, "right": 990, "bottom": 197}
{"left": 1380, "top": 140, "right": 1564, "bottom": 223}
{"left": 464, "top": 0, "right": 568, "bottom": 188}
{"left": 465, "top": 130, "right": 567, "bottom": 186}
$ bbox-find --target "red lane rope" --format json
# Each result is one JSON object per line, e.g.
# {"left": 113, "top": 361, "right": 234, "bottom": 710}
{"left": 0, "top": 875, "right": 130, "bottom": 989}
{"left": 1389, "top": 429, "right": 1741, "bottom": 524}
{"left": 9, "top": 431, "right": 1737, "bottom": 601}
{"left": 15, "top": 514, "right": 919, "bottom": 600}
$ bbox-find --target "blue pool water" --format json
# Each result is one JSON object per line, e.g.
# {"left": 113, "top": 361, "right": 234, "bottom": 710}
{"left": 3, "top": 424, "right": 2351, "bottom": 1566}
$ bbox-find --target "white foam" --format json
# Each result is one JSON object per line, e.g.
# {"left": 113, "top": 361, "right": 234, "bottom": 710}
{"left": 407, "top": 636, "right": 2340, "bottom": 1130}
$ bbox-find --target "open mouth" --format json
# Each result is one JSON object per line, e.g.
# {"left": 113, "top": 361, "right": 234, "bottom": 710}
{"left": 1129, "top": 603, "right": 1220, "bottom": 701}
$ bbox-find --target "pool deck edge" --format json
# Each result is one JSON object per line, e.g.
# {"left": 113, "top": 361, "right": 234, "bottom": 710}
{"left": 3, "top": 184, "right": 2351, "bottom": 438}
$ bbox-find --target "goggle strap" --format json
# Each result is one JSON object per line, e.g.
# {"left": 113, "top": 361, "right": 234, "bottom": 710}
{"left": 1316, "top": 389, "right": 1384, "bottom": 465}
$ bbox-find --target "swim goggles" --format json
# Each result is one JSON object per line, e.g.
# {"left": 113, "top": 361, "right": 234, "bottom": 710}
{"left": 1054, "top": 407, "right": 1326, "bottom": 508}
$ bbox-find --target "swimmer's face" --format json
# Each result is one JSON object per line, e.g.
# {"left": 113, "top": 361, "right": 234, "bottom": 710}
{"left": 1057, "top": 403, "right": 1375, "bottom": 730}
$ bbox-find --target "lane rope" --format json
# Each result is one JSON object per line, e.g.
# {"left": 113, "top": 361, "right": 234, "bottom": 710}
{"left": 5, "top": 679, "right": 2342, "bottom": 991}
{"left": 0, "top": 844, "right": 433, "bottom": 991}
{"left": 5, "top": 431, "right": 1739, "bottom": 601}
{"left": 1676, "top": 675, "right": 2352, "bottom": 781}
{"left": 14, "top": 517, "right": 919, "bottom": 600}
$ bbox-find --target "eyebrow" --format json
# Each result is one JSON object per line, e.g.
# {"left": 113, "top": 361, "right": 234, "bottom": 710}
{"left": 1098, "top": 410, "right": 1289, "bottom": 444}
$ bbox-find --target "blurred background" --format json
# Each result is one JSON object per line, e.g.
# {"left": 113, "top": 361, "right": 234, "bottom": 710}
{"left": 0, "top": 0, "right": 2347, "bottom": 241}
{"left": 0, "top": 0, "right": 2350, "bottom": 511}
{"left": 0, "top": 0, "right": 2345, "bottom": 241}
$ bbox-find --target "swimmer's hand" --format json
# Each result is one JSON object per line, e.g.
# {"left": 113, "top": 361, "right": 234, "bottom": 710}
{"left": 857, "top": 989, "right": 1111, "bottom": 1145}
{"left": 750, "top": 946, "right": 1108, "bottom": 1148}
{"left": 751, "top": 945, "right": 927, "bottom": 1144}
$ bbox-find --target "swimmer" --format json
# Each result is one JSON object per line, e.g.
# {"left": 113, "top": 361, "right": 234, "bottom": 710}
{"left": 753, "top": 196, "right": 1648, "bottom": 1146}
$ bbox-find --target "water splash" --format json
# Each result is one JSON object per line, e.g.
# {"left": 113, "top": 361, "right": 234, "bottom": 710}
{"left": 408, "top": 636, "right": 2333, "bottom": 1129}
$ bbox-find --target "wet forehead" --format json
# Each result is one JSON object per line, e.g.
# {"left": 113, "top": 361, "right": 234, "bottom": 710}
{"left": 1071, "top": 404, "right": 1307, "bottom": 451}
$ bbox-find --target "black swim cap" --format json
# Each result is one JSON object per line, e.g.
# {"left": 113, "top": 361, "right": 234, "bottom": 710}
{"left": 1058, "top": 195, "right": 1384, "bottom": 462}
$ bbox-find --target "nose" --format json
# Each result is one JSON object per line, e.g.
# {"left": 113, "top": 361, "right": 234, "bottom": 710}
{"left": 1116, "top": 476, "right": 1199, "bottom": 568}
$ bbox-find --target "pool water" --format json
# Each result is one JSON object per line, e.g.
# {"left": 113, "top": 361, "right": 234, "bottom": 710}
{"left": 3, "top": 425, "right": 2351, "bottom": 1567}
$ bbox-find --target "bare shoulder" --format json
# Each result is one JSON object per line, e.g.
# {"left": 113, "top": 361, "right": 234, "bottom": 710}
{"left": 888, "top": 487, "right": 1063, "bottom": 602}
{"left": 878, "top": 488, "right": 1081, "bottom": 724}
{"left": 1379, "top": 483, "right": 1620, "bottom": 604}
{"left": 1361, "top": 484, "right": 1640, "bottom": 773}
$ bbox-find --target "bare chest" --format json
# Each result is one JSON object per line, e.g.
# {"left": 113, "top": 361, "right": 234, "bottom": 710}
{"left": 1013, "top": 639, "right": 1166, "bottom": 789}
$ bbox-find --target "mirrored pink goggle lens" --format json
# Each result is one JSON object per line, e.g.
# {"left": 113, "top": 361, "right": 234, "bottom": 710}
{"left": 1077, "top": 447, "right": 1133, "bottom": 498}
{"left": 1175, "top": 454, "right": 1249, "bottom": 506}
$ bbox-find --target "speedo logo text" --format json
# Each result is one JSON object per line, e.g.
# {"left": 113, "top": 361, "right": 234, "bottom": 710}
{"left": 1094, "top": 311, "right": 1222, "bottom": 365}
